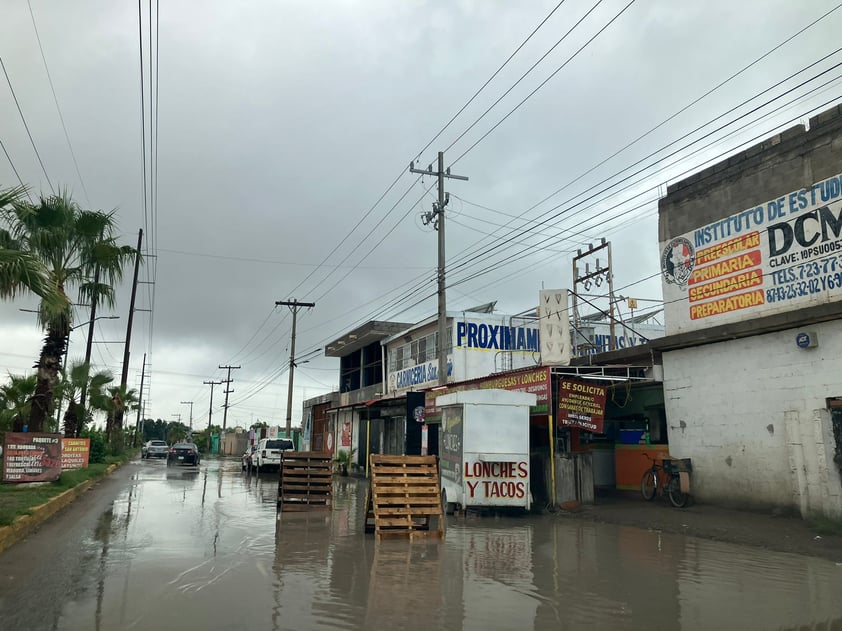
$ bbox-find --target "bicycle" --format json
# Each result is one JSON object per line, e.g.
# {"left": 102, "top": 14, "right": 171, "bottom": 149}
{"left": 640, "top": 452, "right": 692, "bottom": 508}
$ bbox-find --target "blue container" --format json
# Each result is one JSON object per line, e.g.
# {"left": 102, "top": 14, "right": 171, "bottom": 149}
{"left": 619, "top": 429, "right": 645, "bottom": 444}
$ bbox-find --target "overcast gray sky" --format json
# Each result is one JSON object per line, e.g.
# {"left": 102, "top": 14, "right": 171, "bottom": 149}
{"left": 2, "top": 0, "right": 841, "bottom": 429}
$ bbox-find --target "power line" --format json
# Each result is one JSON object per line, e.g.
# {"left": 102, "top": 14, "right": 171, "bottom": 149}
{"left": 27, "top": 0, "right": 90, "bottom": 205}
{"left": 443, "top": 0, "right": 607, "bottom": 157}
{"left": 450, "top": 0, "right": 638, "bottom": 166}
{"left": 416, "top": 0, "right": 568, "bottom": 161}
{"left": 443, "top": 57, "right": 842, "bottom": 285}
{"left": 0, "top": 57, "right": 54, "bottom": 193}
{"left": 0, "top": 135, "right": 28, "bottom": 193}
{"left": 514, "top": 2, "right": 842, "bottom": 227}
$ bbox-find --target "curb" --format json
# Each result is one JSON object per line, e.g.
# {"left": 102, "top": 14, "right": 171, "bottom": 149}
{"left": 0, "top": 462, "right": 122, "bottom": 555}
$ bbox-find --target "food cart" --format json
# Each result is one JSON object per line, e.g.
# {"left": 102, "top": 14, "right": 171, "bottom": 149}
{"left": 436, "top": 389, "right": 537, "bottom": 513}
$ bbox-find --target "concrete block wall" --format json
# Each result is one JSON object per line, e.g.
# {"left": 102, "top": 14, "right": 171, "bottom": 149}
{"left": 662, "top": 320, "right": 842, "bottom": 519}
{"left": 659, "top": 105, "right": 842, "bottom": 238}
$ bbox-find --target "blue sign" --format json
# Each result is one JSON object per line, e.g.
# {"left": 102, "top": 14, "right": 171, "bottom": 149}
{"left": 456, "top": 321, "right": 539, "bottom": 351}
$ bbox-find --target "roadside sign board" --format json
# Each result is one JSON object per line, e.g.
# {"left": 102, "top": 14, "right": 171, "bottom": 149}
{"left": 61, "top": 438, "right": 91, "bottom": 470}
{"left": 2, "top": 432, "right": 63, "bottom": 483}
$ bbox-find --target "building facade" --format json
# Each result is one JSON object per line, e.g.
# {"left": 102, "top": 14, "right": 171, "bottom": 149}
{"left": 656, "top": 105, "right": 842, "bottom": 519}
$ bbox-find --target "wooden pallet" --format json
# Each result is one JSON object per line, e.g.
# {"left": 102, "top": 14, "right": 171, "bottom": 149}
{"left": 277, "top": 451, "right": 333, "bottom": 512}
{"left": 365, "top": 454, "right": 444, "bottom": 539}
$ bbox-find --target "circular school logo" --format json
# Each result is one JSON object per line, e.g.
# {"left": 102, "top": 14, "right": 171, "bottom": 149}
{"left": 661, "top": 237, "right": 695, "bottom": 289}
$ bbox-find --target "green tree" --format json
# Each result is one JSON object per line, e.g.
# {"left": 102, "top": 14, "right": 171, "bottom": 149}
{"left": 0, "top": 191, "right": 135, "bottom": 432}
{"left": 0, "top": 373, "right": 37, "bottom": 437}
{"left": 91, "top": 383, "right": 139, "bottom": 452}
{"left": 57, "top": 361, "right": 113, "bottom": 438}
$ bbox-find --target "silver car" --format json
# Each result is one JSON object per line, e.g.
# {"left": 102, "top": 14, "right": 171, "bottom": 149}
{"left": 142, "top": 440, "right": 169, "bottom": 459}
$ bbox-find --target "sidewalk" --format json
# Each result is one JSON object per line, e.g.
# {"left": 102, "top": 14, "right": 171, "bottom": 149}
{"left": 0, "top": 461, "right": 124, "bottom": 555}
{"left": 553, "top": 491, "right": 842, "bottom": 563}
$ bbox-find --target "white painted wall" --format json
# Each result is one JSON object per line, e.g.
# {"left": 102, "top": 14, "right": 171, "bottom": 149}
{"left": 662, "top": 321, "right": 842, "bottom": 519}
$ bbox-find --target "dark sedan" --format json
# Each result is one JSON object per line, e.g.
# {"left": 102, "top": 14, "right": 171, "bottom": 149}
{"left": 167, "top": 442, "right": 201, "bottom": 467}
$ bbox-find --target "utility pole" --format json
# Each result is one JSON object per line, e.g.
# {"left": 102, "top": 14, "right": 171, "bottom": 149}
{"left": 410, "top": 151, "right": 468, "bottom": 385}
{"left": 203, "top": 379, "right": 223, "bottom": 453}
{"left": 572, "top": 238, "right": 616, "bottom": 354}
{"left": 79, "top": 265, "right": 100, "bottom": 411}
{"left": 275, "top": 299, "right": 314, "bottom": 437}
{"left": 180, "top": 400, "right": 194, "bottom": 430}
{"left": 218, "top": 364, "right": 240, "bottom": 433}
{"left": 120, "top": 229, "right": 143, "bottom": 390}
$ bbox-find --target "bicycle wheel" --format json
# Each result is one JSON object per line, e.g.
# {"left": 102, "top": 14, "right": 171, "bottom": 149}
{"left": 667, "top": 476, "right": 689, "bottom": 508}
{"left": 641, "top": 468, "right": 657, "bottom": 501}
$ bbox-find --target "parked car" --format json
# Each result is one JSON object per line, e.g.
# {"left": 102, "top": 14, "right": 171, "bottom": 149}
{"left": 252, "top": 438, "right": 294, "bottom": 470}
{"left": 142, "top": 440, "right": 169, "bottom": 459}
{"left": 241, "top": 444, "right": 258, "bottom": 471}
{"left": 167, "top": 442, "right": 201, "bottom": 467}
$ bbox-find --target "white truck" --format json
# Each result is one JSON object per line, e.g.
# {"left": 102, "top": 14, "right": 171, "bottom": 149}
{"left": 436, "top": 389, "right": 536, "bottom": 514}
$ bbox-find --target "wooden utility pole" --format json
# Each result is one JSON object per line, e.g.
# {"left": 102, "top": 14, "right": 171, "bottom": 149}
{"left": 218, "top": 364, "right": 240, "bottom": 433}
{"left": 203, "top": 379, "right": 223, "bottom": 453}
{"left": 410, "top": 151, "right": 468, "bottom": 385}
{"left": 275, "top": 299, "right": 314, "bottom": 437}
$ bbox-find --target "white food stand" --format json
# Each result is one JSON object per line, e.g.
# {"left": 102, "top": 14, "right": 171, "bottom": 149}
{"left": 436, "top": 389, "right": 537, "bottom": 513}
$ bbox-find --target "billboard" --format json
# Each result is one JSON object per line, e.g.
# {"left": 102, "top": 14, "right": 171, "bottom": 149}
{"left": 2, "top": 433, "right": 63, "bottom": 482}
{"left": 61, "top": 438, "right": 90, "bottom": 470}
{"left": 661, "top": 172, "right": 842, "bottom": 333}
{"left": 557, "top": 379, "right": 607, "bottom": 433}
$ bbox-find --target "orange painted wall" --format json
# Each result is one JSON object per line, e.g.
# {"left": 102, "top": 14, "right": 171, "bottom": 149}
{"left": 614, "top": 444, "right": 670, "bottom": 490}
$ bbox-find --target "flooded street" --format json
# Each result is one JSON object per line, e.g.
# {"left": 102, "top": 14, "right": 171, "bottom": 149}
{"left": 1, "top": 457, "right": 841, "bottom": 630}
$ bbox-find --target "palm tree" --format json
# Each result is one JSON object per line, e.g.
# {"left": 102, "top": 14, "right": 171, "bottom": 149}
{"left": 0, "top": 192, "right": 135, "bottom": 432}
{"left": 57, "top": 361, "right": 113, "bottom": 438}
{"left": 0, "top": 373, "right": 37, "bottom": 434}
{"left": 92, "top": 383, "right": 139, "bottom": 451}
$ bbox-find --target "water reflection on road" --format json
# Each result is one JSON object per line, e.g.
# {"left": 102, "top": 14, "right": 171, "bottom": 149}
{"left": 6, "top": 458, "right": 841, "bottom": 630}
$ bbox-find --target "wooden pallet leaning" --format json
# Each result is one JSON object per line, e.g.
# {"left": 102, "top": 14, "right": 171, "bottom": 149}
{"left": 365, "top": 454, "right": 444, "bottom": 539}
{"left": 277, "top": 451, "right": 333, "bottom": 512}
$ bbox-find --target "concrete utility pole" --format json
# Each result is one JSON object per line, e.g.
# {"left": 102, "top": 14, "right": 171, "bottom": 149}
{"left": 275, "top": 299, "right": 314, "bottom": 437}
{"left": 120, "top": 229, "right": 143, "bottom": 391}
{"left": 218, "top": 365, "right": 240, "bottom": 432}
{"left": 180, "top": 400, "right": 194, "bottom": 430}
{"left": 410, "top": 151, "right": 468, "bottom": 385}
{"left": 203, "top": 379, "right": 223, "bottom": 453}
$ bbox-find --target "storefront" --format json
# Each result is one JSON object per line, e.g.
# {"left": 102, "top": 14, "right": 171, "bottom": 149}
{"left": 424, "top": 366, "right": 554, "bottom": 506}
{"left": 551, "top": 356, "right": 666, "bottom": 502}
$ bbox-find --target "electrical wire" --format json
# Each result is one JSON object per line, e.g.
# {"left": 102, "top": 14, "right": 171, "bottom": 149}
{"left": 27, "top": 0, "right": 90, "bottom": 205}
{"left": 416, "top": 0, "right": 568, "bottom": 162}
{"left": 443, "top": 0, "right": 608, "bottom": 157}
{"left": 449, "top": 0, "right": 639, "bottom": 166}
{"left": 0, "top": 57, "right": 54, "bottom": 194}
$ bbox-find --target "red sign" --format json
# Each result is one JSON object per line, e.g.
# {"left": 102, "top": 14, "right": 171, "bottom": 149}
{"left": 2, "top": 432, "right": 63, "bottom": 483}
{"left": 61, "top": 438, "right": 91, "bottom": 470}
{"left": 557, "top": 379, "right": 607, "bottom": 433}
{"left": 340, "top": 421, "right": 352, "bottom": 448}
{"left": 425, "top": 367, "right": 550, "bottom": 421}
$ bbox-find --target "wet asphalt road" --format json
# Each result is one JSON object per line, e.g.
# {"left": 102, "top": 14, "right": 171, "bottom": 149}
{"left": 0, "top": 457, "right": 841, "bottom": 630}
